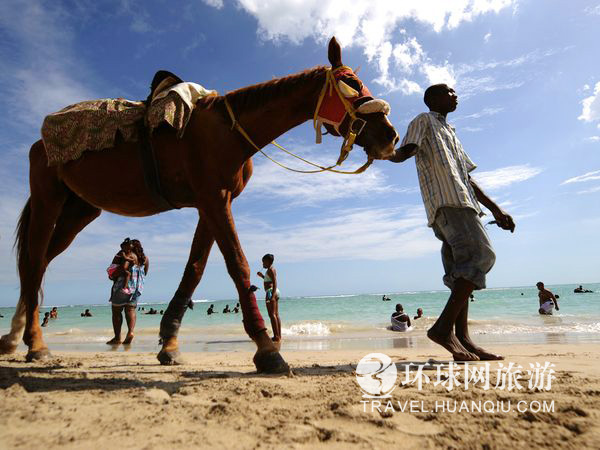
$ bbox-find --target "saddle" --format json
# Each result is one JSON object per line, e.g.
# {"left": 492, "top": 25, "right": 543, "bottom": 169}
{"left": 41, "top": 70, "right": 216, "bottom": 210}
{"left": 140, "top": 70, "right": 185, "bottom": 210}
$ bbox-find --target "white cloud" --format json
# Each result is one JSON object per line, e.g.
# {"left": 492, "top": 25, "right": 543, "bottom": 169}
{"left": 219, "top": 0, "right": 514, "bottom": 95}
{"left": 484, "top": 31, "right": 492, "bottom": 42}
{"left": 579, "top": 81, "right": 600, "bottom": 125}
{"left": 454, "top": 107, "right": 504, "bottom": 121}
{"left": 202, "top": 0, "right": 224, "bottom": 8}
{"left": 562, "top": 170, "right": 600, "bottom": 185}
{"left": 577, "top": 185, "right": 600, "bottom": 195}
{"left": 585, "top": 136, "right": 600, "bottom": 142}
{"left": 584, "top": 5, "right": 600, "bottom": 15}
{"left": 473, "top": 165, "right": 543, "bottom": 190}
{"left": 238, "top": 206, "right": 439, "bottom": 262}
{"left": 0, "top": 1, "right": 98, "bottom": 127}
{"left": 245, "top": 144, "right": 412, "bottom": 206}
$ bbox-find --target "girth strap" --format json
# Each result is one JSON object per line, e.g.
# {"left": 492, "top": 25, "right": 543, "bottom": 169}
{"left": 137, "top": 119, "right": 178, "bottom": 211}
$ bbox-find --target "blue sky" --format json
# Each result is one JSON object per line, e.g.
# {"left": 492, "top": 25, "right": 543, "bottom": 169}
{"left": 0, "top": 0, "right": 599, "bottom": 307}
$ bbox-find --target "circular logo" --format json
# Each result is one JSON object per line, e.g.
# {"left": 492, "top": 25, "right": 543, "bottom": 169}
{"left": 355, "top": 353, "right": 397, "bottom": 398}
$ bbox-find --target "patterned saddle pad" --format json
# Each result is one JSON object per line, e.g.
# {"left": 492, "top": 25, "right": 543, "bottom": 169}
{"left": 41, "top": 81, "right": 216, "bottom": 166}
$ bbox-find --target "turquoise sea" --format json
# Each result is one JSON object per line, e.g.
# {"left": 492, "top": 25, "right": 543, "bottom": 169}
{"left": 1, "top": 283, "right": 599, "bottom": 353}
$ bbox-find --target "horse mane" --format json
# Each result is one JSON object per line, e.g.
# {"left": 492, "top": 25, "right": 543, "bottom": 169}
{"left": 214, "top": 66, "right": 328, "bottom": 111}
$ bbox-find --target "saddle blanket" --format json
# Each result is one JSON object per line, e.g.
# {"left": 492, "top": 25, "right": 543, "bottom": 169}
{"left": 42, "top": 82, "right": 216, "bottom": 166}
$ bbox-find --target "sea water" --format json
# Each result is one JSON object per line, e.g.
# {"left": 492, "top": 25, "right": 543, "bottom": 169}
{"left": 0, "top": 283, "right": 598, "bottom": 352}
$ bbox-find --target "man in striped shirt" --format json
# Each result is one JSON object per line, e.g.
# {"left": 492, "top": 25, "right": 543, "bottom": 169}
{"left": 388, "top": 84, "right": 515, "bottom": 361}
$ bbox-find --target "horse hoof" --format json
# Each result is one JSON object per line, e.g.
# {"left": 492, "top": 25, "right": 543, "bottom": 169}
{"left": 157, "top": 349, "right": 184, "bottom": 365}
{"left": 26, "top": 348, "right": 51, "bottom": 362}
{"left": 0, "top": 336, "right": 18, "bottom": 355}
{"left": 253, "top": 351, "right": 290, "bottom": 374}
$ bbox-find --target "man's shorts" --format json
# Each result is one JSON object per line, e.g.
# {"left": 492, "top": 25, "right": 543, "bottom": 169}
{"left": 432, "top": 207, "right": 496, "bottom": 290}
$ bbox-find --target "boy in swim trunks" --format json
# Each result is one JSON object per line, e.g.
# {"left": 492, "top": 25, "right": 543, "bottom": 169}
{"left": 257, "top": 254, "right": 282, "bottom": 342}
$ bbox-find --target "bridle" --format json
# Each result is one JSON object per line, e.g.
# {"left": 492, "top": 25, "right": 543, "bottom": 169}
{"left": 224, "top": 65, "right": 391, "bottom": 174}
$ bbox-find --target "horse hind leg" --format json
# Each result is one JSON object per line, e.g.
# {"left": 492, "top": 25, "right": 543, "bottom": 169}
{"left": 0, "top": 193, "right": 101, "bottom": 355}
{"left": 19, "top": 145, "right": 69, "bottom": 360}
{"left": 0, "top": 298, "right": 26, "bottom": 354}
{"left": 158, "top": 214, "right": 215, "bottom": 365}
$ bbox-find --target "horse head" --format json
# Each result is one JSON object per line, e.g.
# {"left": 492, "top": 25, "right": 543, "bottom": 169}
{"left": 317, "top": 37, "right": 398, "bottom": 162}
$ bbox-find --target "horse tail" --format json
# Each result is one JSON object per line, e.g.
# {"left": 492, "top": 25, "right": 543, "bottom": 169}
{"left": 13, "top": 197, "right": 42, "bottom": 304}
{"left": 14, "top": 197, "right": 31, "bottom": 273}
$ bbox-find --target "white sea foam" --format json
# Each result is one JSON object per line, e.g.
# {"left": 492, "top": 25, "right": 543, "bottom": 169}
{"left": 282, "top": 322, "right": 332, "bottom": 336}
{"left": 473, "top": 322, "right": 600, "bottom": 335}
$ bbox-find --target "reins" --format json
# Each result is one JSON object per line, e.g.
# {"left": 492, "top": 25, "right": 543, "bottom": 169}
{"left": 223, "top": 67, "right": 373, "bottom": 175}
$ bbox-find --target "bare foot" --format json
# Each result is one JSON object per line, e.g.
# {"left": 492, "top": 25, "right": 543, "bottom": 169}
{"left": 106, "top": 337, "right": 121, "bottom": 345}
{"left": 457, "top": 335, "right": 503, "bottom": 360}
{"left": 123, "top": 333, "right": 134, "bottom": 345}
{"left": 427, "top": 328, "right": 480, "bottom": 361}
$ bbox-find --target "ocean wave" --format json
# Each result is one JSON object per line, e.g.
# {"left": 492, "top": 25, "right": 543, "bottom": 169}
{"left": 300, "top": 294, "right": 359, "bottom": 299}
{"left": 473, "top": 322, "right": 600, "bottom": 335}
{"left": 282, "top": 322, "right": 332, "bottom": 336}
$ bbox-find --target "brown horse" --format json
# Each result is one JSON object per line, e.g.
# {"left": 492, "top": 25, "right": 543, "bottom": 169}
{"left": 0, "top": 37, "right": 398, "bottom": 372}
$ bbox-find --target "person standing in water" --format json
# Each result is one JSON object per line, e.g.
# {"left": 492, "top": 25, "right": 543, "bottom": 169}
{"left": 257, "top": 254, "right": 282, "bottom": 342}
{"left": 537, "top": 282, "right": 559, "bottom": 315}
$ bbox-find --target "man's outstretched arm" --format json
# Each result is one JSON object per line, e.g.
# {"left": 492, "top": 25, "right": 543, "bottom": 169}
{"left": 470, "top": 177, "right": 516, "bottom": 233}
{"left": 387, "top": 143, "right": 418, "bottom": 163}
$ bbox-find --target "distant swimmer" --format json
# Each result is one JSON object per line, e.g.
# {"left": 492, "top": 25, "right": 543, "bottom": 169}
{"left": 536, "top": 282, "right": 559, "bottom": 315}
{"left": 391, "top": 304, "right": 411, "bottom": 331}
{"left": 233, "top": 303, "right": 240, "bottom": 314}
{"left": 207, "top": 304, "right": 216, "bottom": 315}
{"left": 382, "top": 295, "right": 391, "bottom": 301}
{"left": 470, "top": 294, "right": 475, "bottom": 302}
{"left": 223, "top": 304, "right": 231, "bottom": 314}
{"left": 414, "top": 308, "right": 424, "bottom": 320}
{"left": 574, "top": 285, "right": 593, "bottom": 293}
{"left": 81, "top": 309, "right": 93, "bottom": 317}
{"left": 41, "top": 312, "right": 50, "bottom": 327}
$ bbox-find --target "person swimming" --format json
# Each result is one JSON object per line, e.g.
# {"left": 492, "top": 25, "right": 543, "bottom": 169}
{"left": 413, "top": 308, "right": 423, "bottom": 320}
{"left": 391, "top": 304, "right": 411, "bottom": 332}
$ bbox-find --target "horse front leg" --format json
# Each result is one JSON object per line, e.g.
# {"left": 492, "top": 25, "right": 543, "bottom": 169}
{"left": 204, "top": 200, "right": 289, "bottom": 374}
{"left": 157, "top": 214, "right": 214, "bottom": 365}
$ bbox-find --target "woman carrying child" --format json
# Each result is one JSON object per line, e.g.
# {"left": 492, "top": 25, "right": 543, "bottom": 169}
{"left": 106, "top": 238, "right": 149, "bottom": 345}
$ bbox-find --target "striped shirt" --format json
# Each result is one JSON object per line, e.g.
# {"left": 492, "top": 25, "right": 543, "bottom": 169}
{"left": 401, "top": 111, "right": 483, "bottom": 226}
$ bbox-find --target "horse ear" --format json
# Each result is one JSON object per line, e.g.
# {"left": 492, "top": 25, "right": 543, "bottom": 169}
{"left": 328, "top": 37, "right": 342, "bottom": 68}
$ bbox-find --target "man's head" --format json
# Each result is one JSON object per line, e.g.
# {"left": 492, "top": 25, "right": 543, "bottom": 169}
{"left": 536, "top": 282, "right": 544, "bottom": 290}
{"left": 416, "top": 308, "right": 423, "bottom": 316}
{"left": 423, "top": 84, "right": 458, "bottom": 115}
{"left": 395, "top": 303, "right": 404, "bottom": 312}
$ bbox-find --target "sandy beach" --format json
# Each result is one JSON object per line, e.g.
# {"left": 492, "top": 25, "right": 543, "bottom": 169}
{"left": 1, "top": 344, "right": 599, "bottom": 449}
